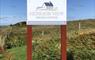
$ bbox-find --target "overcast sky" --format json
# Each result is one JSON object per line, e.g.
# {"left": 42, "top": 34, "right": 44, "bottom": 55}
{"left": 0, "top": 0, "right": 95, "bottom": 25}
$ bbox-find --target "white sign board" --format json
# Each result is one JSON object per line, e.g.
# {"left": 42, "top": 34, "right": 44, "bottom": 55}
{"left": 27, "top": 0, "right": 67, "bottom": 25}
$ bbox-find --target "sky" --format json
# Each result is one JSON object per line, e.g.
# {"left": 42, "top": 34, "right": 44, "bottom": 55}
{"left": 67, "top": 0, "right": 95, "bottom": 20}
{"left": 0, "top": 0, "right": 95, "bottom": 25}
{"left": 0, "top": 0, "right": 26, "bottom": 25}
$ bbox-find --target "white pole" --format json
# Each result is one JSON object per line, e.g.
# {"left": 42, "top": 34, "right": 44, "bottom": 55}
{"left": 79, "top": 22, "right": 81, "bottom": 31}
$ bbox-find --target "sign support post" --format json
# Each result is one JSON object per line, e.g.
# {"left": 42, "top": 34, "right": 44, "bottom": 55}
{"left": 27, "top": 25, "right": 67, "bottom": 60}
{"left": 27, "top": 25, "right": 32, "bottom": 60}
{"left": 61, "top": 25, "right": 67, "bottom": 60}
{"left": 27, "top": 0, "right": 67, "bottom": 60}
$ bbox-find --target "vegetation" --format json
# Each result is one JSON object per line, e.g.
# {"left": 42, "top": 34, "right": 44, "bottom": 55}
{"left": 0, "top": 19, "right": 95, "bottom": 60}
{"left": 67, "top": 19, "right": 95, "bottom": 60}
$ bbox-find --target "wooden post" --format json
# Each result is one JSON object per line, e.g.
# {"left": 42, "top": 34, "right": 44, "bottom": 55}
{"left": 61, "top": 25, "right": 67, "bottom": 60}
{"left": 27, "top": 25, "right": 67, "bottom": 60}
{"left": 79, "top": 22, "right": 81, "bottom": 31}
{"left": 27, "top": 25, "right": 32, "bottom": 60}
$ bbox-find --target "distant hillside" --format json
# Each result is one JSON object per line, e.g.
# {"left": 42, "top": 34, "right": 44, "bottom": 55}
{"left": 11, "top": 21, "right": 26, "bottom": 27}
{"left": 0, "top": 19, "right": 95, "bottom": 60}
{"left": 67, "top": 19, "right": 95, "bottom": 31}
{"left": 10, "top": 19, "right": 95, "bottom": 29}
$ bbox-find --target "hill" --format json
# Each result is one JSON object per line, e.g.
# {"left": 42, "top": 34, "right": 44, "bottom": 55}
{"left": 0, "top": 19, "right": 95, "bottom": 60}
{"left": 67, "top": 19, "right": 95, "bottom": 60}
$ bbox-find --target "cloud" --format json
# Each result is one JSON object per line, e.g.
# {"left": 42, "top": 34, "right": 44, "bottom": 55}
{"left": 0, "top": 17, "right": 9, "bottom": 20}
{"left": 0, "top": 16, "right": 26, "bottom": 25}
{"left": 0, "top": 16, "right": 24, "bottom": 20}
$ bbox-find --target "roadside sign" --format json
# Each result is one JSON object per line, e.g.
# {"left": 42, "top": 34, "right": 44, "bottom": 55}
{"left": 27, "top": 0, "right": 67, "bottom": 60}
{"left": 27, "top": 0, "right": 67, "bottom": 25}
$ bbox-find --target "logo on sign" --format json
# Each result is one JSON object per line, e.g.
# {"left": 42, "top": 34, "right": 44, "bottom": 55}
{"left": 31, "top": 1, "right": 63, "bottom": 19}
{"left": 36, "top": 1, "right": 57, "bottom": 11}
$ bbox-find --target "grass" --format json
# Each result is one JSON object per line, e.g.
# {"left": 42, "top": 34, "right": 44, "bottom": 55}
{"left": 0, "top": 46, "right": 26, "bottom": 60}
{"left": 0, "top": 19, "right": 95, "bottom": 60}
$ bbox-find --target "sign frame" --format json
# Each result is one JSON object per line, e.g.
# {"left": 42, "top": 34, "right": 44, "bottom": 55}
{"left": 27, "top": 0, "right": 67, "bottom": 60}
{"left": 27, "top": 0, "right": 67, "bottom": 25}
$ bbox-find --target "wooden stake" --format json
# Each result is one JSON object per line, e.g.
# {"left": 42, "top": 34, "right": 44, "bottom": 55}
{"left": 61, "top": 25, "right": 67, "bottom": 60}
{"left": 27, "top": 25, "right": 32, "bottom": 60}
{"left": 26, "top": 25, "right": 67, "bottom": 60}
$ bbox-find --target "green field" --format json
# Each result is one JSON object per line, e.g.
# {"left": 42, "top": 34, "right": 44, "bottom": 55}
{"left": 0, "top": 19, "right": 95, "bottom": 60}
